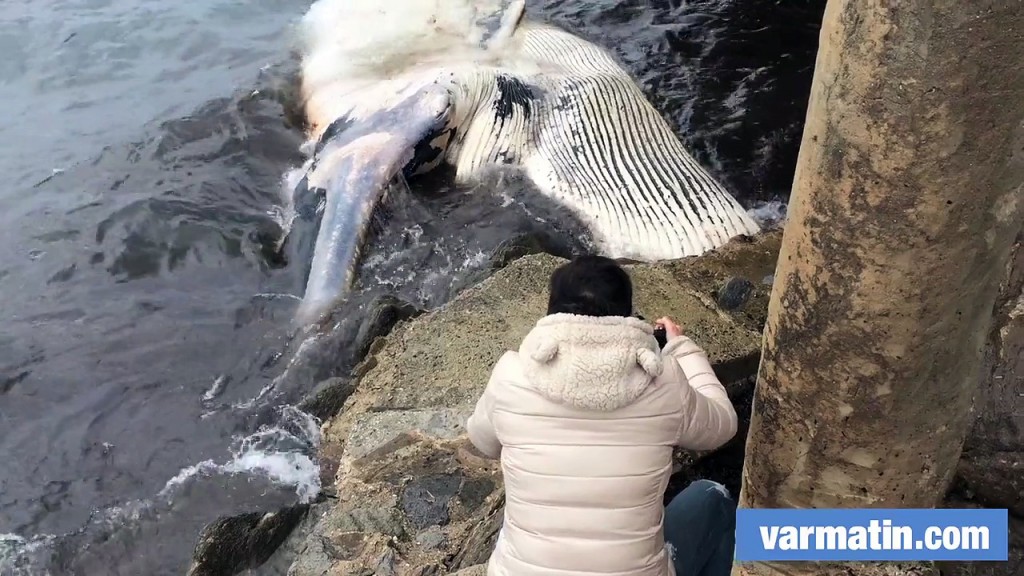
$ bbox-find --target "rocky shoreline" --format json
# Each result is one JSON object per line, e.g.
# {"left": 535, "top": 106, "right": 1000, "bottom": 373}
{"left": 187, "top": 230, "right": 1023, "bottom": 576}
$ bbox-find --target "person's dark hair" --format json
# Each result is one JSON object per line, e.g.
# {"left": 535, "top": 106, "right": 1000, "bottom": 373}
{"left": 546, "top": 255, "right": 633, "bottom": 317}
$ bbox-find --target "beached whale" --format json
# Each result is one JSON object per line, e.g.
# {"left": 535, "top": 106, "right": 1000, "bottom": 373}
{"left": 288, "top": 0, "right": 761, "bottom": 324}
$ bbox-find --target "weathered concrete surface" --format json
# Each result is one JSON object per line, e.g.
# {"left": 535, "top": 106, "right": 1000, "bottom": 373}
{"left": 278, "top": 232, "right": 783, "bottom": 575}
{"left": 733, "top": 0, "right": 1024, "bottom": 574}
{"left": 735, "top": 0, "right": 1024, "bottom": 510}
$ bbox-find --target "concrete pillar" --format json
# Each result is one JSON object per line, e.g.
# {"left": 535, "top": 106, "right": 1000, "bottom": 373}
{"left": 733, "top": 0, "right": 1024, "bottom": 574}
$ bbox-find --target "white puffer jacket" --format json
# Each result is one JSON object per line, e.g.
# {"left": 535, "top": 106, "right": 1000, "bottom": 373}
{"left": 467, "top": 313, "right": 738, "bottom": 576}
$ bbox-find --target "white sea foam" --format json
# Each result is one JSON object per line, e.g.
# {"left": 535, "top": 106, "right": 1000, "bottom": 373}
{"left": 160, "top": 405, "right": 322, "bottom": 504}
{"left": 202, "top": 375, "right": 227, "bottom": 404}
{"left": 86, "top": 498, "right": 156, "bottom": 532}
{"left": 251, "top": 293, "right": 302, "bottom": 302}
{"left": 2, "top": 413, "right": 320, "bottom": 575}
{"left": 748, "top": 200, "right": 788, "bottom": 229}
{"left": 270, "top": 165, "right": 308, "bottom": 244}
{"left": 463, "top": 249, "right": 489, "bottom": 269}
{"left": 1, "top": 533, "right": 57, "bottom": 575}
{"left": 225, "top": 450, "right": 320, "bottom": 503}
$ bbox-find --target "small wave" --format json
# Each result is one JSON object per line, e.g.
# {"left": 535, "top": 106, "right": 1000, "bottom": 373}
{"left": 161, "top": 405, "right": 322, "bottom": 504}
{"left": 463, "top": 249, "right": 489, "bottom": 269}
{"left": 231, "top": 333, "right": 322, "bottom": 412}
{"left": 362, "top": 224, "right": 426, "bottom": 272}
{"left": 270, "top": 165, "right": 309, "bottom": 245}
{"left": 2, "top": 498, "right": 163, "bottom": 574}
{"left": 1, "top": 405, "right": 320, "bottom": 575}
{"left": 202, "top": 375, "right": 228, "bottom": 404}
{"left": 251, "top": 292, "right": 302, "bottom": 302}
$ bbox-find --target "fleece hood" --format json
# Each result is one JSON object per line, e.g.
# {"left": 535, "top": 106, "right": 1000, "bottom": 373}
{"left": 517, "top": 313, "right": 664, "bottom": 411}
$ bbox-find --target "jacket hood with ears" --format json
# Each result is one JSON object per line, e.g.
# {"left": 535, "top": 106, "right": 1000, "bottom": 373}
{"left": 517, "top": 313, "right": 664, "bottom": 411}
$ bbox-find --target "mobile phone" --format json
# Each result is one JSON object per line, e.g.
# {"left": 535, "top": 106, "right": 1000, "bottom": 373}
{"left": 653, "top": 325, "right": 667, "bottom": 349}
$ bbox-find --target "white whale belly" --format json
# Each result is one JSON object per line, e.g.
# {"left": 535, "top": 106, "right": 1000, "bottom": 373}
{"left": 446, "top": 22, "right": 761, "bottom": 261}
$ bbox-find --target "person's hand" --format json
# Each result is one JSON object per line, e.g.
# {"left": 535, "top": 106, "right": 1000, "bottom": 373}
{"left": 655, "top": 317, "right": 683, "bottom": 339}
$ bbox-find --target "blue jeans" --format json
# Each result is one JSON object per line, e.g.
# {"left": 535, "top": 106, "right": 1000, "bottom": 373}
{"left": 664, "top": 479, "right": 737, "bottom": 576}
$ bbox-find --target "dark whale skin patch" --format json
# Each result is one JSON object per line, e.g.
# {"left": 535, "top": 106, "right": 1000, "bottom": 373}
{"left": 314, "top": 114, "right": 356, "bottom": 158}
{"left": 493, "top": 74, "right": 536, "bottom": 123}
{"left": 405, "top": 126, "right": 456, "bottom": 178}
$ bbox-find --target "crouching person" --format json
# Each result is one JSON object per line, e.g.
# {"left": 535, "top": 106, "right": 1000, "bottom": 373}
{"left": 466, "top": 255, "right": 739, "bottom": 576}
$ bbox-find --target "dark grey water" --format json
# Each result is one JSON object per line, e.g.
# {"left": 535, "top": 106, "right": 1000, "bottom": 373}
{"left": 0, "top": 0, "right": 825, "bottom": 574}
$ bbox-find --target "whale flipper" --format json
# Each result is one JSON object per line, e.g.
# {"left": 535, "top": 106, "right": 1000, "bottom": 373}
{"left": 293, "top": 84, "right": 453, "bottom": 325}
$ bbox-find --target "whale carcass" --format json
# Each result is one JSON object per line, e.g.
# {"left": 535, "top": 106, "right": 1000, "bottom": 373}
{"left": 288, "top": 0, "right": 761, "bottom": 324}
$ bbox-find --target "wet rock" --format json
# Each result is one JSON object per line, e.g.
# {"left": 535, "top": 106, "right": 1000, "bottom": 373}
{"left": 489, "top": 232, "right": 570, "bottom": 270}
{"left": 248, "top": 501, "right": 328, "bottom": 575}
{"left": 402, "top": 474, "right": 463, "bottom": 530}
{"left": 298, "top": 378, "right": 358, "bottom": 422}
{"left": 352, "top": 295, "right": 424, "bottom": 362}
{"left": 716, "top": 277, "right": 755, "bottom": 310}
{"left": 188, "top": 504, "right": 310, "bottom": 576}
{"left": 316, "top": 455, "right": 340, "bottom": 493}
